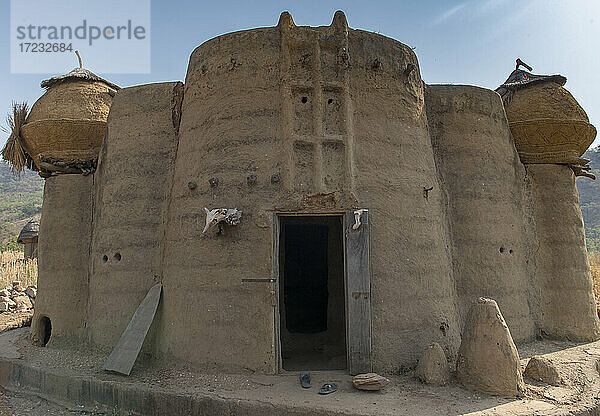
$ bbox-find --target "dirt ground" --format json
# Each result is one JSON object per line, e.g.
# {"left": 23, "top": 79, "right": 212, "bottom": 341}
{"left": 0, "top": 325, "right": 598, "bottom": 416}
{"left": 0, "top": 389, "right": 108, "bottom": 416}
{"left": 0, "top": 311, "right": 104, "bottom": 415}
{"left": 0, "top": 310, "right": 598, "bottom": 415}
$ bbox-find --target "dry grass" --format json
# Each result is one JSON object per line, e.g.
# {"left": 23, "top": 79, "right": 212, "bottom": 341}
{"left": 1, "top": 101, "right": 34, "bottom": 173}
{"left": 0, "top": 250, "right": 37, "bottom": 288}
{"left": 590, "top": 252, "right": 600, "bottom": 315}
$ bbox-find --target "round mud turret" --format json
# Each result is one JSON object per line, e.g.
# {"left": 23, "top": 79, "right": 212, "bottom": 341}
{"left": 159, "top": 11, "right": 460, "bottom": 373}
{"left": 427, "top": 84, "right": 536, "bottom": 343}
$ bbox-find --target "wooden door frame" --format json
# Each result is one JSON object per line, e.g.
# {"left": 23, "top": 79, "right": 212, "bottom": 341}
{"left": 272, "top": 211, "right": 357, "bottom": 373}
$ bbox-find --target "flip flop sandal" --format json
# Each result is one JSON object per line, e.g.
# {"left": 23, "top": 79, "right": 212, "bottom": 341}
{"left": 318, "top": 383, "right": 338, "bottom": 395}
{"left": 300, "top": 372, "right": 311, "bottom": 388}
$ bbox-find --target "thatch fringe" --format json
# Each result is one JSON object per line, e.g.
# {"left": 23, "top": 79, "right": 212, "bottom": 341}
{"left": 496, "top": 67, "right": 566, "bottom": 100}
{"left": 41, "top": 68, "right": 120, "bottom": 90}
{"left": 1, "top": 102, "right": 36, "bottom": 174}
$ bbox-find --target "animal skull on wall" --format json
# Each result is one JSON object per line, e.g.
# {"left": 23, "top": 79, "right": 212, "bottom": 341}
{"left": 202, "top": 208, "right": 243, "bottom": 234}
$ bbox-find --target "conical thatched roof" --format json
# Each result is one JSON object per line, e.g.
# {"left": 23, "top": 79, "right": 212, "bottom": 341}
{"left": 41, "top": 68, "right": 120, "bottom": 90}
{"left": 497, "top": 69, "right": 566, "bottom": 100}
{"left": 17, "top": 219, "right": 39, "bottom": 243}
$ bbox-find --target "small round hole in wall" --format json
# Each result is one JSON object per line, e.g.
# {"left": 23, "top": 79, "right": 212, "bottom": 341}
{"left": 114, "top": 252, "right": 122, "bottom": 262}
{"left": 301, "top": 96, "right": 308, "bottom": 104}
{"left": 509, "top": 249, "right": 514, "bottom": 254}
{"left": 328, "top": 98, "right": 333, "bottom": 104}
{"left": 102, "top": 255, "right": 108, "bottom": 263}
{"left": 499, "top": 247, "right": 505, "bottom": 254}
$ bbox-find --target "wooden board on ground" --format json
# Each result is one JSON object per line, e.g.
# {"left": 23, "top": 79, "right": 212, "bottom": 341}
{"left": 103, "top": 283, "right": 162, "bottom": 376}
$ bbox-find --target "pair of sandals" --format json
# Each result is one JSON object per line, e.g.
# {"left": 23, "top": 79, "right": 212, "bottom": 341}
{"left": 300, "top": 372, "right": 338, "bottom": 394}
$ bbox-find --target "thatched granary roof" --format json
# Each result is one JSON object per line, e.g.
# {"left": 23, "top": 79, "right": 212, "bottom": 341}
{"left": 17, "top": 219, "right": 39, "bottom": 243}
{"left": 496, "top": 69, "right": 566, "bottom": 100}
{"left": 41, "top": 68, "right": 120, "bottom": 90}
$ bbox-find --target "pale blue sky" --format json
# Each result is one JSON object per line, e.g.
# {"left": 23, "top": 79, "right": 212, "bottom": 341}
{"left": 1, "top": 0, "right": 599, "bottom": 147}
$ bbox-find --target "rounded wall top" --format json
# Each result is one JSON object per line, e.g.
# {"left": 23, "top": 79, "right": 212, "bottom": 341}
{"left": 185, "top": 10, "right": 419, "bottom": 80}
{"left": 426, "top": 84, "right": 506, "bottom": 118}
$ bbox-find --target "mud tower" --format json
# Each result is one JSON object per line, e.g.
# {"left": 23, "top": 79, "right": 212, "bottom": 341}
{"left": 26, "top": 12, "right": 599, "bottom": 376}
{"left": 498, "top": 63, "right": 599, "bottom": 340}
{"left": 159, "top": 10, "right": 460, "bottom": 374}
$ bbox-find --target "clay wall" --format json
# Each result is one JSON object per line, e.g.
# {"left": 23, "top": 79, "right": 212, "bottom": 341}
{"left": 86, "top": 82, "right": 182, "bottom": 349}
{"left": 23, "top": 241, "right": 37, "bottom": 260}
{"left": 525, "top": 164, "right": 599, "bottom": 340}
{"left": 347, "top": 31, "right": 461, "bottom": 370}
{"left": 159, "top": 26, "right": 283, "bottom": 373}
{"left": 426, "top": 85, "right": 536, "bottom": 343}
{"left": 33, "top": 175, "right": 92, "bottom": 340}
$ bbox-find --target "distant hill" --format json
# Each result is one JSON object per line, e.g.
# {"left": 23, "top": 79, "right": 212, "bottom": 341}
{"left": 0, "top": 163, "right": 43, "bottom": 250}
{"left": 577, "top": 147, "right": 600, "bottom": 252}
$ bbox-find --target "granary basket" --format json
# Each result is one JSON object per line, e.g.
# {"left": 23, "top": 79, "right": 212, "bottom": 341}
{"left": 20, "top": 68, "right": 118, "bottom": 172}
{"left": 498, "top": 65, "right": 596, "bottom": 165}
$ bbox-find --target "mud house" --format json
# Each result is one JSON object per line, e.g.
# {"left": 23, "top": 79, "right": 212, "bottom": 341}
{"left": 17, "top": 219, "right": 38, "bottom": 260}
{"left": 4, "top": 12, "right": 598, "bottom": 375}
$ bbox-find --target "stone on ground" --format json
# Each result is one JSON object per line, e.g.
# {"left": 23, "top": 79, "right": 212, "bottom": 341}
{"left": 0, "top": 285, "right": 38, "bottom": 314}
{"left": 456, "top": 297, "right": 523, "bottom": 397}
{"left": 0, "top": 303, "right": 8, "bottom": 312}
{"left": 25, "top": 286, "right": 36, "bottom": 299}
{"left": 13, "top": 296, "right": 32, "bottom": 310}
{"left": 352, "top": 373, "right": 390, "bottom": 391}
{"left": 3, "top": 298, "right": 15, "bottom": 307}
{"left": 416, "top": 342, "right": 451, "bottom": 385}
{"left": 524, "top": 356, "right": 562, "bottom": 386}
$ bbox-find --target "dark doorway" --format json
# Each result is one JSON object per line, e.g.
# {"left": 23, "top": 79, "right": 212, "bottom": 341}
{"left": 39, "top": 316, "right": 51, "bottom": 346}
{"left": 279, "top": 216, "right": 346, "bottom": 370}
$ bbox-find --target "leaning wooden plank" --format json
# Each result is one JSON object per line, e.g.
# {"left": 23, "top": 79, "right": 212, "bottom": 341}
{"left": 103, "top": 283, "right": 162, "bottom": 375}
